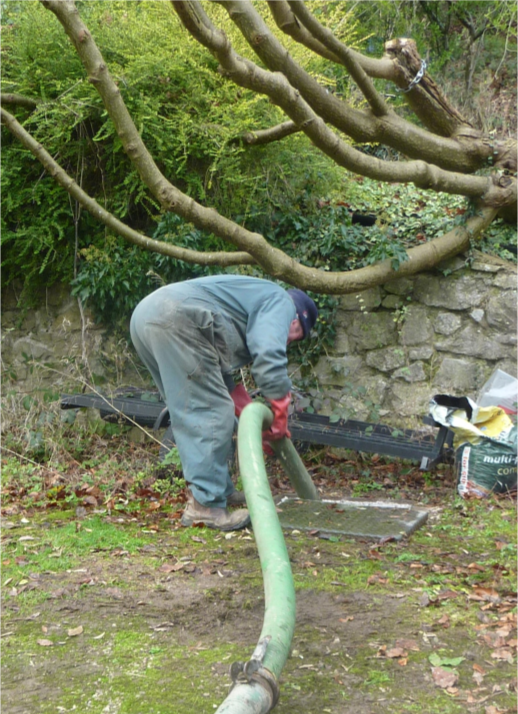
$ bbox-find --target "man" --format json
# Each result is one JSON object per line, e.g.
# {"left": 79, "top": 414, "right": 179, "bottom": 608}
{"left": 130, "top": 274, "right": 318, "bottom": 531}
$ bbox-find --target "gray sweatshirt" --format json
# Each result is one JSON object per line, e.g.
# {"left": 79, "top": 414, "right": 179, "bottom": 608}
{"left": 147, "top": 275, "right": 295, "bottom": 399}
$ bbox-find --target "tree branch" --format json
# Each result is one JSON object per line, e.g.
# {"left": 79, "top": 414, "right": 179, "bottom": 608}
{"left": 174, "top": 1, "right": 504, "bottom": 202}
{"left": 266, "top": 0, "right": 394, "bottom": 80}
{"left": 266, "top": 0, "right": 342, "bottom": 64}
{"left": 26, "top": 0, "right": 510, "bottom": 295}
{"left": 214, "top": 0, "right": 500, "bottom": 172}
{"left": 240, "top": 120, "right": 300, "bottom": 145}
{"left": 1, "top": 107, "right": 253, "bottom": 267}
{"left": 286, "top": 0, "right": 389, "bottom": 117}
{"left": 383, "top": 38, "right": 474, "bottom": 138}
{"left": 0, "top": 93, "right": 40, "bottom": 110}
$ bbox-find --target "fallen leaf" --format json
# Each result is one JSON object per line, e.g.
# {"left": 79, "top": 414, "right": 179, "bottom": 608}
{"left": 386, "top": 647, "right": 407, "bottom": 659}
{"left": 158, "top": 562, "right": 184, "bottom": 573}
{"left": 436, "top": 614, "right": 451, "bottom": 628}
{"left": 491, "top": 648, "right": 514, "bottom": 664}
{"left": 432, "top": 666, "right": 459, "bottom": 688}
{"left": 395, "top": 638, "right": 420, "bottom": 652}
{"left": 429, "top": 654, "right": 465, "bottom": 668}
{"left": 469, "top": 587, "right": 500, "bottom": 603}
{"left": 67, "top": 626, "right": 83, "bottom": 637}
{"left": 37, "top": 639, "right": 54, "bottom": 647}
{"left": 473, "top": 670, "right": 485, "bottom": 686}
{"left": 468, "top": 562, "right": 486, "bottom": 571}
{"left": 419, "top": 592, "right": 431, "bottom": 607}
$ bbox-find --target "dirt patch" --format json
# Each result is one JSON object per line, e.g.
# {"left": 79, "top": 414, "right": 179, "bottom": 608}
{"left": 2, "top": 514, "right": 516, "bottom": 714}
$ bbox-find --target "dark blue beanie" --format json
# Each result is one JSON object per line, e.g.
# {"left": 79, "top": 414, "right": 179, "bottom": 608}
{"left": 287, "top": 289, "right": 318, "bottom": 339}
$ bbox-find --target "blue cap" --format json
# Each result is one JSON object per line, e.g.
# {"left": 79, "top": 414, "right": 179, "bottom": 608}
{"left": 287, "top": 289, "right": 318, "bottom": 339}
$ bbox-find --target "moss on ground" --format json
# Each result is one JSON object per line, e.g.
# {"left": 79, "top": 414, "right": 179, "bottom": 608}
{"left": 2, "top": 499, "right": 516, "bottom": 713}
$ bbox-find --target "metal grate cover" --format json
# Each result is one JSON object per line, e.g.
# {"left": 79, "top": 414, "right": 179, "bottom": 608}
{"left": 276, "top": 497, "right": 429, "bottom": 540}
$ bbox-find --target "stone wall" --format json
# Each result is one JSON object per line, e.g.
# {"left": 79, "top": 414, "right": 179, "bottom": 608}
{"left": 1, "top": 283, "right": 143, "bottom": 397}
{"left": 2, "top": 251, "right": 516, "bottom": 428}
{"left": 310, "top": 252, "right": 517, "bottom": 426}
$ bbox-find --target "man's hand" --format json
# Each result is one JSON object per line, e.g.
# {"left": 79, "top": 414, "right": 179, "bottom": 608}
{"left": 230, "top": 384, "right": 253, "bottom": 417}
{"left": 264, "top": 393, "right": 292, "bottom": 441}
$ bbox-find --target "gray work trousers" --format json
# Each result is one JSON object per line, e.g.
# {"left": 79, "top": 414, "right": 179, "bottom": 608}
{"left": 130, "top": 295, "right": 236, "bottom": 508}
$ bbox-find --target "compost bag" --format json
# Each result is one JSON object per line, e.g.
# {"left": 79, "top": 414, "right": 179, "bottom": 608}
{"left": 430, "top": 394, "right": 517, "bottom": 498}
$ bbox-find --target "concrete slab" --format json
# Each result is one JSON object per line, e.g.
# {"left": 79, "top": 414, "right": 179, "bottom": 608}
{"left": 276, "top": 497, "right": 429, "bottom": 540}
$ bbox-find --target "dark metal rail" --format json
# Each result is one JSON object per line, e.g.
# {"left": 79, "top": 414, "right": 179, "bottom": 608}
{"left": 61, "top": 391, "right": 452, "bottom": 469}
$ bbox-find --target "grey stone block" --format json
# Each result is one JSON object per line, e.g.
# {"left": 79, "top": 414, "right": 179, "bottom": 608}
{"left": 399, "top": 306, "right": 433, "bottom": 346}
{"left": 13, "top": 337, "right": 53, "bottom": 362}
{"left": 435, "top": 324, "right": 512, "bottom": 360}
{"left": 486, "top": 290, "right": 517, "bottom": 332}
{"left": 393, "top": 362, "right": 427, "bottom": 382}
{"left": 414, "top": 274, "right": 486, "bottom": 310}
{"left": 434, "top": 312, "right": 462, "bottom": 336}
{"left": 348, "top": 312, "right": 397, "bottom": 350}
{"left": 314, "top": 355, "right": 362, "bottom": 387}
{"left": 366, "top": 347, "right": 406, "bottom": 372}
{"left": 433, "top": 357, "right": 482, "bottom": 393}
{"left": 408, "top": 346, "right": 434, "bottom": 360}
{"left": 383, "top": 277, "right": 414, "bottom": 296}
{"left": 339, "top": 287, "right": 382, "bottom": 312}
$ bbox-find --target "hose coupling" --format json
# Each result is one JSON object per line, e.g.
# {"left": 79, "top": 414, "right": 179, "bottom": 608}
{"left": 229, "top": 636, "right": 280, "bottom": 708}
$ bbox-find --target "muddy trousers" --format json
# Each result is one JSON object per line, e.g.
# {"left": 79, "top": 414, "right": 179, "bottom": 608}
{"left": 130, "top": 297, "right": 236, "bottom": 508}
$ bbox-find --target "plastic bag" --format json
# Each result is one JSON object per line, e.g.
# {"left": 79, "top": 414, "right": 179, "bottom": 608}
{"left": 477, "top": 369, "right": 518, "bottom": 415}
{"left": 430, "top": 394, "right": 517, "bottom": 498}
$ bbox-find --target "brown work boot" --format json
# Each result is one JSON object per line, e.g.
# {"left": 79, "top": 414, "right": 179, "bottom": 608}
{"left": 227, "top": 489, "right": 246, "bottom": 506}
{"left": 181, "top": 494, "right": 250, "bottom": 531}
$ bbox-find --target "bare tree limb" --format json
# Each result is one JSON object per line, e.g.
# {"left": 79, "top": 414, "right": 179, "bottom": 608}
{"left": 0, "top": 93, "right": 40, "bottom": 110}
{"left": 240, "top": 120, "right": 300, "bottom": 145}
{"left": 212, "top": 0, "right": 506, "bottom": 172}
{"left": 174, "top": 1, "right": 505, "bottom": 202}
{"left": 266, "top": 0, "right": 343, "bottom": 64}
{"left": 1, "top": 107, "right": 254, "bottom": 267}
{"left": 286, "top": 0, "right": 389, "bottom": 117}
{"left": 383, "top": 38, "right": 474, "bottom": 138}
{"left": 266, "top": 0, "right": 394, "bottom": 79}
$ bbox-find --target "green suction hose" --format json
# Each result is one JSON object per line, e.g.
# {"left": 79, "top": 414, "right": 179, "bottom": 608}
{"left": 215, "top": 402, "right": 319, "bottom": 713}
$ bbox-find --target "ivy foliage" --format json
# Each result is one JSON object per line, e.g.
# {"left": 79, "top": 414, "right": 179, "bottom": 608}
{"left": 70, "top": 214, "right": 229, "bottom": 327}
{"left": 250, "top": 176, "right": 486, "bottom": 274}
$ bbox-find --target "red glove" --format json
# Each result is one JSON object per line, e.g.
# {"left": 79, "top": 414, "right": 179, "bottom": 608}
{"left": 262, "top": 440, "right": 274, "bottom": 456}
{"left": 230, "top": 384, "right": 253, "bottom": 417}
{"left": 264, "top": 393, "right": 292, "bottom": 442}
